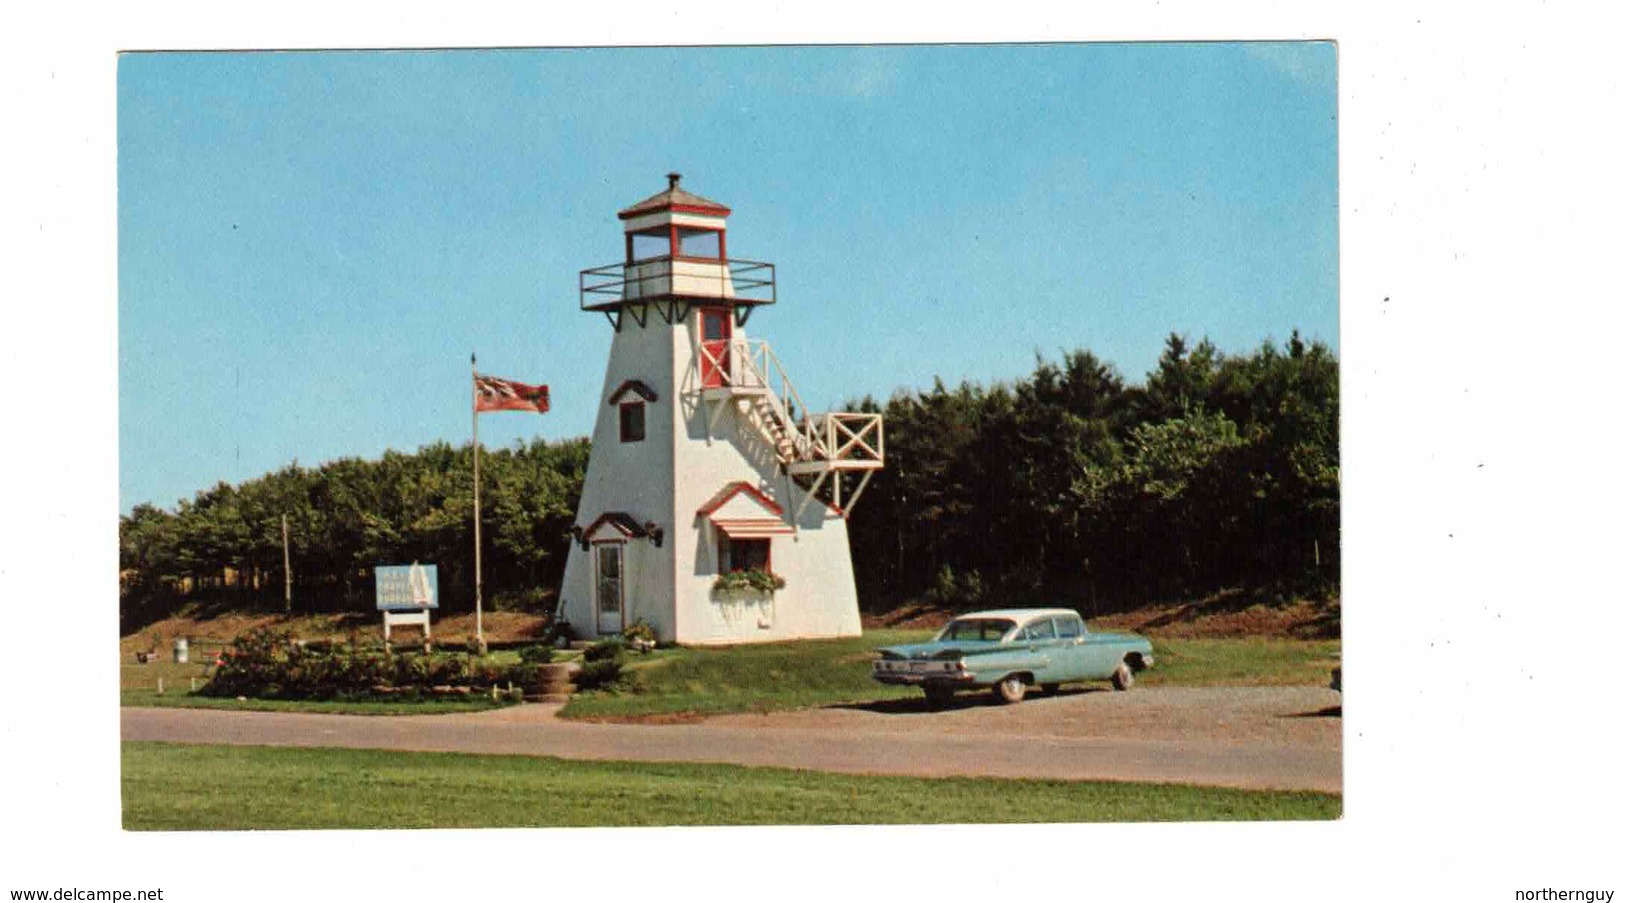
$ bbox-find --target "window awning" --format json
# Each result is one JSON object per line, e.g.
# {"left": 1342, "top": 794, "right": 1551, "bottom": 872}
{"left": 713, "top": 518, "right": 795, "bottom": 539}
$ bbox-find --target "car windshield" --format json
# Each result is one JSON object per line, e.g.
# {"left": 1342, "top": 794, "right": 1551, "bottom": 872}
{"left": 936, "top": 618, "right": 1016, "bottom": 642}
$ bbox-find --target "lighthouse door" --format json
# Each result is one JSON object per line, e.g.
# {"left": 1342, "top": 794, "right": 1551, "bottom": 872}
{"left": 700, "top": 308, "right": 732, "bottom": 388}
{"left": 594, "top": 542, "right": 625, "bottom": 635}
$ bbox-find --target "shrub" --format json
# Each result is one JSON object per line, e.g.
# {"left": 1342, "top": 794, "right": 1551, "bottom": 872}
{"left": 203, "top": 626, "right": 292, "bottom": 697}
{"left": 583, "top": 639, "right": 625, "bottom": 663}
{"left": 203, "top": 627, "right": 512, "bottom": 700}
{"left": 928, "top": 564, "right": 988, "bottom": 609}
{"left": 574, "top": 659, "right": 625, "bottom": 691}
{"left": 517, "top": 644, "right": 555, "bottom": 665}
{"left": 622, "top": 619, "right": 657, "bottom": 646}
{"left": 503, "top": 662, "right": 543, "bottom": 691}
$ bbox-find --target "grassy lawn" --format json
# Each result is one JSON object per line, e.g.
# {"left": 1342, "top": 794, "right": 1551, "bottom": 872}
{"left": 120, "top": 632, "right": 1336, "bottom": 719}
{"left": 562, "top": 630, "right": 931, "bottom": 719}
{"left": 1135, "top": 638, "right": 1341, "bottom": 689}
{"left": 122, "top": 741, "right": 1339, "bottom": 829}
{"left": 562, "top": 630, "right": 1339, "bottom": 719}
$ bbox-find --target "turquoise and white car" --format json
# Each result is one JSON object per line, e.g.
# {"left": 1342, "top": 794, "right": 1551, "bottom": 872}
{"left": 871, "top": 608, "right": 1155, "bottom": 708}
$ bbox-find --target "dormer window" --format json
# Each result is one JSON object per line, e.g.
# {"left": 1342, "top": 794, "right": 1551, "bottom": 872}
{"left": 619, "top": 401, "right": 645, "bottom": 443}
{"left": 607, "top": 380, "right": 658, "bottom": 444}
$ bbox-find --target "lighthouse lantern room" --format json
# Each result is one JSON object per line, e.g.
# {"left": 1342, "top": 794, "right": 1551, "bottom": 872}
{"left": 560, "top": 175, "right": 883, "bottom": 645}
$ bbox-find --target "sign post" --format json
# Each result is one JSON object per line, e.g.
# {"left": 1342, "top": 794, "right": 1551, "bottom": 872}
{"left": 282, "top": 513, "right": 292, "bottom": 613}
{"left": 472, "top": 352, "right": 483, "bottom": 649}
{"left": 376, "top": 563, "right": 439, "bottom": 643}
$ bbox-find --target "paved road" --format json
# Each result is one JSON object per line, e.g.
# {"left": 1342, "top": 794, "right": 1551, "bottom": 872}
{"left": 122, "top": 686, "right": 1342, "bottom": 793}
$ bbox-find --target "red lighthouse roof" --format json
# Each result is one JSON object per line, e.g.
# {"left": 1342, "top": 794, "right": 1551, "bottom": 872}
{"left": 617, "top": 172, "right": 732, "bottom": 220}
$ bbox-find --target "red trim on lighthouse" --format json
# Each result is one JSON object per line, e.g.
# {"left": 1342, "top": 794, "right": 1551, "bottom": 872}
{"left": 607, "top": 379, "right": 659, "bottom": 405}
{"left": 696, "top": 482, "right": 786, "bottom": 518}
{"left": 617, "top": 202, "right": 733, "bottom": 220}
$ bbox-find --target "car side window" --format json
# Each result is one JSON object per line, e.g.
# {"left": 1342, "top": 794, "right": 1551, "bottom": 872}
{"left": 1022, "top": 618, "right": 1056, "bottom": 641}
{"left": 1056, "top": 616, "right": 1082, "bottom": 639}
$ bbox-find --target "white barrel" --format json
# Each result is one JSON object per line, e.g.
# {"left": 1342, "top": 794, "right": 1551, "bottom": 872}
{"left": 172, "top": 638, "right": 189, "bottom": 663}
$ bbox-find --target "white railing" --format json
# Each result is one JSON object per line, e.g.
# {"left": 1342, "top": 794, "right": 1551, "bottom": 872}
{"left": 698, "top": 337, "right": 883, "bottom": 469}
{"left": 808, "top": 411, "right": 885, "bottom": 466}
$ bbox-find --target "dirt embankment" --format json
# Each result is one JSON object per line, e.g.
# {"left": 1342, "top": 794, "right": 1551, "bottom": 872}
{"left": 120, "top": 610, "right": 550, "bottom": 654}
{"left": 862, "top": 592, "right": 1339, "bottom": 640}
{"left": 125, "top": 591, "right": 1338, "bottom": 650}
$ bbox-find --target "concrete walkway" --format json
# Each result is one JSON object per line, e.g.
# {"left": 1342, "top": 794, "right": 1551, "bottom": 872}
{"left": 122, "top": 687, "right": 1341, "bottom": 794}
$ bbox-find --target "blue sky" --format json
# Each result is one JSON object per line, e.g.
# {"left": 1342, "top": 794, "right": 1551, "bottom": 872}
{"left": 118, "top": 43, "right": 1336, "bottom": 512}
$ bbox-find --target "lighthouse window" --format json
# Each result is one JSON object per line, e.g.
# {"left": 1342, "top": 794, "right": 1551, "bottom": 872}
{"left": 677, "top": 228, "right": 721, "bottom": 260}
{"left": 629, "top": 231, "right": 670, "bottom": 262}
{"left": 718, "top": 534, "right": 771, "bottom": 573}
{"left": 618, "top": 401, "right": 646, "bottom": 443}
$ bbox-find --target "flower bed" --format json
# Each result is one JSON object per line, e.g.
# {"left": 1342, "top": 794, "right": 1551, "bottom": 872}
{"left": 202, "top": 626, "right": 539, "bottom": 701}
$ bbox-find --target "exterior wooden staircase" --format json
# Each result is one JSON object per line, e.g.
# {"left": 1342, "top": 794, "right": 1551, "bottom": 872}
{"left": 697, "top": 336, "right": 884, "bottom": 516}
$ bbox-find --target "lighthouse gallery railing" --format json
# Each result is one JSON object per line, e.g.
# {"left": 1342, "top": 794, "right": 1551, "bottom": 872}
{"left": 579, "top": 257, "right": 776, "bottom": 311}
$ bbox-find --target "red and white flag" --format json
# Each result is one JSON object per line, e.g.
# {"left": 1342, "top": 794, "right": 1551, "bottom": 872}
{"left": 474, "top": 374, "right": 550, "bottom": 414}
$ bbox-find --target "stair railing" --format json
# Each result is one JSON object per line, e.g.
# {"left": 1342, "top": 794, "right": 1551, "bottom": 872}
{"left": 703, "top": 337, "right": 884, "bottom": 468}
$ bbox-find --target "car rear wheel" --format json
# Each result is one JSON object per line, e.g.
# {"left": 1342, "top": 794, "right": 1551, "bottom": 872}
{"left": 1111, "top": 661, "right": 1135, "bottom": 691}
{"left": 995, "top": 676, "right": 1028, "bottom": 704}
{"left": 923, "top": 685, "right": 955, "bottom": 710}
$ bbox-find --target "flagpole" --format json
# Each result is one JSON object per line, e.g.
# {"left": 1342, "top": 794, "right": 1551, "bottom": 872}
{"left": 471, "top": 351, "right": 483, "bottom": 649}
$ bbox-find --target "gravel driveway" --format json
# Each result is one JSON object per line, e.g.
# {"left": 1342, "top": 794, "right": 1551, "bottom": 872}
{"left": 122, "top": 686, "right": 1342, "bottom": 793}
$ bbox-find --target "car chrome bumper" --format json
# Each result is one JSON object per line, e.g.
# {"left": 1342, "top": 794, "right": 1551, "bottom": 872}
{"left": 871, "top": 672, "right": 978, "bottom": 687}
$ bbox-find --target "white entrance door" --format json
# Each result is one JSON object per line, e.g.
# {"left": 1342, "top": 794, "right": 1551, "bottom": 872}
{"left": 594, "top": 542, "right": 625, "bottom": 635}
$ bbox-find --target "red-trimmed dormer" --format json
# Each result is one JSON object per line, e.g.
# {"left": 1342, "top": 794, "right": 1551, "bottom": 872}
{"left": 696, "top": 481, "right": 794, "bottom": 539}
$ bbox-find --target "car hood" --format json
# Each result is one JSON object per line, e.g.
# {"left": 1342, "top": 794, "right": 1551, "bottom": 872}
{"left": 875, "top": 639, "right": 1005, "bottom": 660}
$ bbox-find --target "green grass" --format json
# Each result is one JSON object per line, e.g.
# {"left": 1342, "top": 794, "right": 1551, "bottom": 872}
{"left": 561, "top": 630, "right": 932, "bottom": 718}
{"left": 120, "top": 660, "right": 214, "bottom": 691}
{"left": 562, "top": 630, "right": 1340, "bottom": 719}
{"left": 120, "top": 633, "right": 1337, "bottom": 719}
{"left": 121, "top": 741, "right": 1340, "bottom": 829}
{"left": 1135, "top": 638, "right": 1342, "bottom": 688}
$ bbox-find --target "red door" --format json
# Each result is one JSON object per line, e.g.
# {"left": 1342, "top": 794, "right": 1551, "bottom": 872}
{"left": 700, "top": 308, "right": 732, "bottom": 388}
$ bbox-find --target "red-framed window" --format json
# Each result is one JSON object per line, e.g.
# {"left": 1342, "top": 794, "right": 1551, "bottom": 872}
{"left": 676, "top": 227, "right": 724, "bottom": 260}
{"left": 627, "top": 230, "right": 670, "bottom": 262}
{"left": 624, "top": 226, "right": 727, "bottom": 262}
{"left": 717, "top": 533, "right": 770, "bottom": 573}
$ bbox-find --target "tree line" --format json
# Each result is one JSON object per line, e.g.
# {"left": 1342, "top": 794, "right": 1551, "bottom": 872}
{"left": 842, "top": 331, "right": 1338, "bottom": 615}
{"left": 119, "top": 440, "right": 589, "bottom": 631}
{"left": 120, "top": 332, "right": 1337, "bottom": 631}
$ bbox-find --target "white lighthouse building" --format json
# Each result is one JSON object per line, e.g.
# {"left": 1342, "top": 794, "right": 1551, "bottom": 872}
{"left": 558, "top": 174, "right": 884, "bottom": 646}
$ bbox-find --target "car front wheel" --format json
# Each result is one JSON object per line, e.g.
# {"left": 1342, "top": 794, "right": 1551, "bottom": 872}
{"left": 1111, "top": 661, "right": 1135, "bottom": 691}
{"left": 995, "top": 676, "right": 1028, "bottom": 704}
